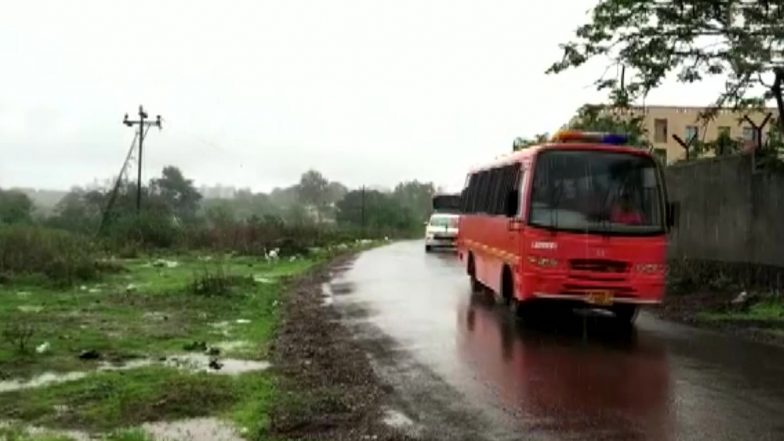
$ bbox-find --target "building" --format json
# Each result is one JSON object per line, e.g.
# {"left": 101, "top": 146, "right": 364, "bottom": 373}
{"left": 606, "top": 105, "right": 779, "bottom": 164}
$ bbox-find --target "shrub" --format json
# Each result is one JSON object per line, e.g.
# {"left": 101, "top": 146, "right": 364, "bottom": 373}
{"left": 181, "top": 216, "right": 396, "bottom": 257}
{"left": 2, "top": 320, "right": 35, "bottom": 353}
{"left": 102, "top": 211, "right": 181, "bottom": 249}
{"left": 188, "top": 265, "right": 253, "bottom": 297}
{"left": 0, "top": 225, "right": 99, "bottom": 285}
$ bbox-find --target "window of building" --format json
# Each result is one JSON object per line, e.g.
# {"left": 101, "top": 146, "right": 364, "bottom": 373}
{"left": 685, "top": 125, "right": 698, "bottom": 142}
{"left": 718, "top": 126, "right": 731, "bottom": 138}
{"left": 743, "top": 127, "right": 757, "bottom": 142}
{"left": 654, "top": 119, "right": 668, "bottom": 143}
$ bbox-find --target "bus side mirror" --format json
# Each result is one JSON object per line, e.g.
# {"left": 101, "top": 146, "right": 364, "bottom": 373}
{"left": 504, "top": 190, "right": 519, "bottom": 218}
{"left": 666, "top": 202, "right": 679, "bottom": 229}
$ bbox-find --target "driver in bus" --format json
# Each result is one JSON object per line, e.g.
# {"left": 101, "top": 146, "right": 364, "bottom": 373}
{"left": 610, "top": 191, "right": 643, "bottom": 225}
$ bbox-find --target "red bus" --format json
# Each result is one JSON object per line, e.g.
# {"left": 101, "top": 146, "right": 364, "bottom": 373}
{"left": 457, "top": 131, "right": 675, "bottom": 322}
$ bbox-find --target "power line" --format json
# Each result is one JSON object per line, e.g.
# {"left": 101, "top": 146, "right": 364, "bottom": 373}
{"left": 123, "top": 105, "right": 162, "bottom": 214}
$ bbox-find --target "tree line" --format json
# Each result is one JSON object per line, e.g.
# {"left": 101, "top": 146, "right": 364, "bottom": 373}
{"left": 0, "top": 168, "right": 437, "bottom": 238}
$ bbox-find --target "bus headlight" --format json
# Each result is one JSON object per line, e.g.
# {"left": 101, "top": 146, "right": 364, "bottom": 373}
{"left": 634, "top": 263, "right": 666, "bottom": 274}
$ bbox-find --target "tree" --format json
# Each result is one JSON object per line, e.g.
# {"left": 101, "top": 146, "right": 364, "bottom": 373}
{"left": 47, "top": 188, "right": 104, "bottom": 233}
{"left": 513, "top": 134, "right": 549, "bottom": 151}
{"left": 548, "top": 1, "right": 784, "bottom": 132}
{"left": 392, "top": 181, "right": 435, "bottom": 222}
{"left": 325, "top": 181, "right": 348, "bottom": 204}
{"left": 568, "top": 104, "right": 650, "bottom": 148}
{"left": 205, "top": 201, "right": 235, "bottom": 228}
{"left": 0, "top": 190, "right": 33, "bottom": 224}
{"left": 337, "top": 189, "right": 417, "bottom": 230}
{"left": 296, "top": 170, "right": 329, "bottom": 222}
{"left": 150, "top": 166, "right": 202, "bottom": 224}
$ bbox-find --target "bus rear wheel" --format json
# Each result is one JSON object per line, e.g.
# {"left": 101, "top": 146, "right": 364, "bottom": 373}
{"left": 467, "top": 254, "right": 480, "bottom": 293}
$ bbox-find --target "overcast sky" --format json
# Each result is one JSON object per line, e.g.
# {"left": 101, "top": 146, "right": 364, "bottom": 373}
{"left": 0, "top": 0, "right": 728, "bottom": 193}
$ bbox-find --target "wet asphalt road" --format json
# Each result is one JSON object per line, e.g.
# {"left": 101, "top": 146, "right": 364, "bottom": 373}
{"left": 327, "top": 241, "right": 784, "bottom": 441}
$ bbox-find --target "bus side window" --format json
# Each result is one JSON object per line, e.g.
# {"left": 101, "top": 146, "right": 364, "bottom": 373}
{"left": 462, "top": 174, "right": 478, "bottom": 213}
{"left": 503, "top": 163, "right": 522, "bottom": 217}
{"left": 476, "top": 171, "right": 490, "bottom": 214}
{"left": 488, "top": 167, "right": 504, "bottom": 215}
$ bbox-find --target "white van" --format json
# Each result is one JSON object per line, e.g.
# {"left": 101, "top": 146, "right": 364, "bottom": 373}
{"left": 424, "top": 213, "right": 459, "bottom": 252}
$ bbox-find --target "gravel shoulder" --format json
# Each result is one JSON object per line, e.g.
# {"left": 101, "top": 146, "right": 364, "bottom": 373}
{"left": 268, "top": 254, "right": 413, "bottom": 441}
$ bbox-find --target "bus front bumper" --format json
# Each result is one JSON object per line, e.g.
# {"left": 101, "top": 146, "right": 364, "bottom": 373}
{"left": 520, "top": 273, "right": 664, "bottom": 305}
{"left": 531, "top": 292, "right": 661, "bottom": 305}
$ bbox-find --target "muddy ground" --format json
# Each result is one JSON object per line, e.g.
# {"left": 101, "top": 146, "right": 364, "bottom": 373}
{"left": 269, "top": 254, "right": 413, "bottom": 441}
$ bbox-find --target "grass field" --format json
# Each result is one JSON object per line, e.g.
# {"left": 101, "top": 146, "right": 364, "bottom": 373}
{"left": 0, "top": 249, "right": 346, "bottom": 440}
{"left": 697, "top": 298, "right": 784, "bottom": 325}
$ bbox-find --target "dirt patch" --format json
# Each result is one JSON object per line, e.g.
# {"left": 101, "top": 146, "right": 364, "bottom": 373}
{"left": 269, "top": 254, "right": 413, "bottom": 441}
{"left": 657, "top": 291, "right": 784, "bottom": 347}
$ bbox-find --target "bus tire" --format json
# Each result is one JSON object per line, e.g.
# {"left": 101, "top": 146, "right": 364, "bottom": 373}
{"left": 467, "top": 253, "right": 480, "bottom": 293}
{"left": 612, "top": 304, "right": 639, "bottom": 324}
{"left": 500, "top": 266, "right": 515, "bottom": 309}
{"left": 425, "top": 245, "right": 433, "bottom": 253}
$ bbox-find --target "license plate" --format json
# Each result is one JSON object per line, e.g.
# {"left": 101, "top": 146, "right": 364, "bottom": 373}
{"left": 586, "top": 291, "right": 614, "bottom": 306}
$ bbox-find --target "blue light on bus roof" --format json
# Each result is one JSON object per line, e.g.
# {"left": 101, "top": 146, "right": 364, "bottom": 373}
{"left": 600, "top": 133, "right": 629, "bottom": 145}
{"left": 551, "top": 130, "right": 630, "bottom": 145}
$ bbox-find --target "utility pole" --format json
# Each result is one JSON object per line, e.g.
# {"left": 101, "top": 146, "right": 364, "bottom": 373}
{"left": 123, "top": 105, "right": 162, "bottom": 214}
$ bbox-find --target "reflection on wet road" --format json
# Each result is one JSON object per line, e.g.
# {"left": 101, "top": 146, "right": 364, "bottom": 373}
{"left": 331, "top": 241, "right": 784, "bottom": 441}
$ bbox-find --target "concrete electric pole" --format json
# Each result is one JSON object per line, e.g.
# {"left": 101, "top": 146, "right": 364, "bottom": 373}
{"left": 123, "top": 105, "right": 162, "bottom": 214}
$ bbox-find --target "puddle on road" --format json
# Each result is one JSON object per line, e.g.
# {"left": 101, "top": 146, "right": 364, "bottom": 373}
{"left": 0, "top": 354, "right": 270, "bottom": 393}
{"left": 382, "top": 408, "right": 415, "bottom": 429}
{"left": 142, "top": 417, "right": 244, "bottom": 441}
{"left": 0, "top": 420, "right": 91, "bottom": 441}
{"left": 17, "top": 305, "right": 43, "bottom": 313}
{"left": 329, "top": 281, "right": 355, "bottom": 295}
{"left": 253, "top": 275, "right": 275, "bottom": 284}
{"left": 210, "top": 321, "right": 233, "bottom": 337}
{"left": 164, "top": 354, "right": 271, "bottom": 375}
{"left": 321, "top": 283, "right": 334, "bottom": 306}
{"left": 214, "top": 340, "right": 252, "bottom": 352}
{"left": 0, "top": 360, "right": 153, "bottom": 393}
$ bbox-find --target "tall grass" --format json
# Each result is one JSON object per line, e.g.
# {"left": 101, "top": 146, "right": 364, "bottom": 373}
{"left": 0, "top": 225, "right": 99, "bottom": 285}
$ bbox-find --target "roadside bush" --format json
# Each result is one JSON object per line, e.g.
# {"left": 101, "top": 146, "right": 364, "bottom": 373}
{"left": 667, "top": 258, "right": 784, "bottom": 295}
{"left": 188, "top": 265, "right": 253, "bottom": 297}
{"left": 182, "top": 217, "right": 393, "bottom": 257}
{"left": 103, "top": 211, "right": 181, "bottom": 249}
{"left": 0, "top": 225, "right": 99, "bottom": 285}
{"left": 2, "top": 319, "right": 36, "bottom": 353}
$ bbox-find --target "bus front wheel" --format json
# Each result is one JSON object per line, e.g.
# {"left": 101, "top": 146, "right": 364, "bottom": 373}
{"left": 612, "top": 304, "right": 639, "bottom": 324}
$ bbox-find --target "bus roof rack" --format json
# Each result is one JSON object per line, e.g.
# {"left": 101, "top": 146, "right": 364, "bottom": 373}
{"left": 551, "top": 130, "right": 629, "bottom": 145}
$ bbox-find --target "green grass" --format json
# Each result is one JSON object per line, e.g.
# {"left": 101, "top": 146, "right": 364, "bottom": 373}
{"left": 697, "top": 299, "right": 784, "bottom": 324}
{"left": 0, "top": 251, "right": 329, "bottom": 439}
{"left": 0, "top": 366, "right": 239, "bottom": 431}
{"left": 0, "top": 255, "right": 316, "bottom": 378}
{"left": 0, "top": 241, "right": 380, "bottom": 438}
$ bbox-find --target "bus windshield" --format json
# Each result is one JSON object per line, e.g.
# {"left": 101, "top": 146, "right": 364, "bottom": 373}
{"left": 529, "top": 149, "right": 664, "bottom": 235}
